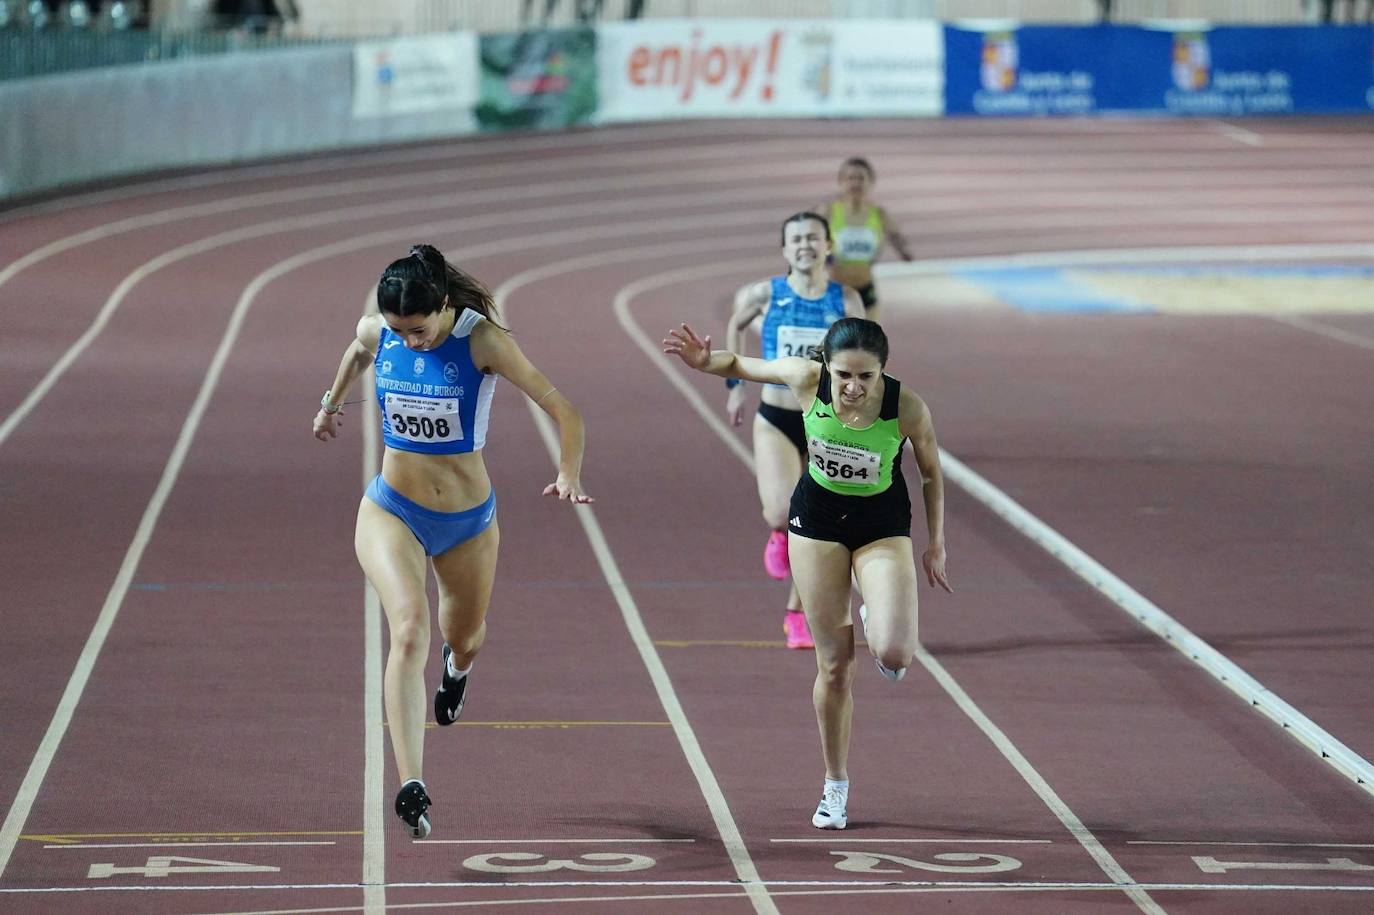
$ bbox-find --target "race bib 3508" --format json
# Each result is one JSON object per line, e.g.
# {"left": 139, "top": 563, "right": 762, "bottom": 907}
{"left": 386, "top": 393, "right": 463, "bottom": 443}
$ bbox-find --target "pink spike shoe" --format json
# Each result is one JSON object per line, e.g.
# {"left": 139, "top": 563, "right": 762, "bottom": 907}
{"left": 764, "top": 530, "right": 790, "bottom": 580}
{"left": 783, "top": 610, "right": 814, "bottom": 650}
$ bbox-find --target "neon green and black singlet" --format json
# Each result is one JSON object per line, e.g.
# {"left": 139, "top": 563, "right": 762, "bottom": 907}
{"left": 803, "top": 365, "right": 905, "bottom": 495}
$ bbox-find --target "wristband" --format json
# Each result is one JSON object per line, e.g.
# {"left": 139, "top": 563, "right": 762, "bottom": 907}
{"left": 725, "top": 378, "right": 742, "bottom": 390}
{"left": 320, "top": 391, "right": 343, "bottom": 414}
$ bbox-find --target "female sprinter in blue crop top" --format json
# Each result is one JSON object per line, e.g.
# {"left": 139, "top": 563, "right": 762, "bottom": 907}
{"left": 312, "top": 244, "right": 592, "bottom": 839}
{"left": 724, "top": 213, "right": 864, "bottom": 649}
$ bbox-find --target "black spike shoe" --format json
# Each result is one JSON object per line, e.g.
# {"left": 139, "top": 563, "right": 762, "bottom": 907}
{"left": 434, "top": 644, "right": 469, "bottom": 726}
{"left": 395, "top": 780, "right": 432, "bottom": 838}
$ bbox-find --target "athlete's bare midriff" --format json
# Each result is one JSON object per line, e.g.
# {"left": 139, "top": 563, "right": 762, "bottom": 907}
{"left": 382, "top": 448, "right": 491, "bottom": 512}
{"left": 831, "top": 261, "right": 874, "bottom": 290}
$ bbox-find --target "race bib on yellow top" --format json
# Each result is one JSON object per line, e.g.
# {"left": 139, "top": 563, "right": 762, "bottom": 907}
{"left": 808, "top": 435, "right": 880, "bottom": 484}
{"left": 835, "top": 226, "right": 879, "bottom": 262}
{"left": 777, "top": 324, "right": 827, "bottom": 359}
{"left": 386, "top": 393, "right": 463, "bottom": 443}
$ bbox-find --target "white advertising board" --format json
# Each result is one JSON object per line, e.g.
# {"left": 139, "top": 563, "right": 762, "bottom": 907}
{"left": 596, "top": 19, "right": 943, "bottom": 121}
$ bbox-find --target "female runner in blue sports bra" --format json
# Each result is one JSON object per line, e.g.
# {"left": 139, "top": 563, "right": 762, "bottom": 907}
{"left": 724, "top": 212, "right": 865, "bottom": 649}
{"left": 313, "top": 244, "right": 592, "bottom": 839}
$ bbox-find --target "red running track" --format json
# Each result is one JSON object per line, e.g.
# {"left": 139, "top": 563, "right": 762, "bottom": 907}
{"left": 0, "top": 117, "right": 1372, "bottom": 914}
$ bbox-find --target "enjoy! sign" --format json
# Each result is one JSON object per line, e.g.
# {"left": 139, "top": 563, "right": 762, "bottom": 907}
{"left": 596, "top": 20, "right": 943, "bottom": 121}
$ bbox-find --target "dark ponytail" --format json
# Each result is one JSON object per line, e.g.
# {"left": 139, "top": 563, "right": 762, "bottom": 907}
{"left": 821, "top": 317, "right": 888, "bottom": 367}
{"left": 376, "top": 243, "right": 504, "bottom": 328}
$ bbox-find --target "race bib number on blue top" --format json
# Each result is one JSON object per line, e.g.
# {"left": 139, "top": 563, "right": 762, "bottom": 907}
{"left": 808, "top": 436, "right": 879, "bottom": 484}
{"left": 386, "top": 393, "right": 463, "bottom": 443}
{"left": 777, "top": 324, "right": 827, "bottom": 359}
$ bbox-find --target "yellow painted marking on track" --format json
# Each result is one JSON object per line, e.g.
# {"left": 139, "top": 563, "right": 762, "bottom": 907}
{"left": 456, "top": 721, "right": 672, "bottom": 729}
{"left": 654, "top": 639, "right": 786, "bottom": 649}
{"left": 22, "top": 830, "right": 361, "bottom": 844}
{"left": 387, "top": 720, "right": 672, "bottom": 730}
{"left": 654, "top": 639, "right": 867, "bottom": 649}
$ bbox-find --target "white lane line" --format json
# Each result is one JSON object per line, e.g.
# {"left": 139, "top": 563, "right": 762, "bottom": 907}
{"left": 174, "top": 880, "right": 1374, "bottom": 915}
{"left": 43, "top": 842, "right": 336, "bottom": 849}
{"left": 0, "top": 119, "right": 757, "bottom": 227}
{"left": 1266, "top": 314, "right": 1374, "bottom": 352}
{"left": 7, "top": 878, "right": 1374, "bottom": 894}
{"left": 16, "top": 116, "right": 1320, "bottom": 229}
{"left": 939, "top": 451, "right": 1374, "bottom": 796}
{"left": 914, "top": 647, "right": 1163, "bottom": 915}
{"left": 360, "top": 298, "right": 385, "bottom": 915}
{"left": 882, "top": 248, "right": 1374, "bottom": 790}
{"left": 415, "top": 839, "right": 697, "bottom": 845}
{"left": 493, "top": 253, "right": 778, "bottom": 915}
{"left": 770, "top": 838, "right": 1052, "bottom": 844}
{"left": 0, "top": 161, "right": 817, "bottom": 451}
{"left": 1129, "top": 841, "right": 1374, "bottom": 848}
{"left": 0, "top": 230, "right": 278, "bottom": 881}
{"left": 0, "top": 134, "right": 822, "bottom": 293}
{"left": 0, "top": 220, "right": 747, "bottom": 900}
{"left": 1210, "top": 121, "right": 1265, "bottom": 147}
{"left": 611, "top": 260, "right": 1163, "bottom": 915}
{"left": 874, "top": 243, "right": 1374, "bottom": 276}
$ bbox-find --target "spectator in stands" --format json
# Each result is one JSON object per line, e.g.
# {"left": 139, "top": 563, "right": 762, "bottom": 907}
{"left": 521, "top": 0, "right": 558, "bottom": 27}
{"left": 1319, "top": 0, "right": 1371, "bottom": 21}
{"left": 213, "top": 0, "right": 289, "bottom": 34}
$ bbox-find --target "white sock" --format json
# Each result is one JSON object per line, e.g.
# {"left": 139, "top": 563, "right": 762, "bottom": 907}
{"left": 824, "top": 778, "right": 849, "bottom": 802}
{"left": 447, "top": 654, "right": 472, "bottom": 680}
{"left": 401, "top": 777, "right": 426, "bottom": 792}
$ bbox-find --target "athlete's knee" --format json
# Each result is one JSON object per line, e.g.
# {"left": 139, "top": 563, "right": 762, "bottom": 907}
{"left": 815, "top": 654, "right": 856, "bottom": 692}
{"left": 443, "top": 617, "right": 486, "bottom": 658}
{"left": 873, "top": 645, "right": 914, "bottom": 674}
{"left": 866, "top": 627, "right": 915, "bottom": 673}
{"left": 388, "top": 613, "right": 430, "bottom": 661}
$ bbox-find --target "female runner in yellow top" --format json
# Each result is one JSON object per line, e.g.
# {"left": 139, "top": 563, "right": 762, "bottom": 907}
{"left": 812, "top": 157, "right": 913, "bottom": 323}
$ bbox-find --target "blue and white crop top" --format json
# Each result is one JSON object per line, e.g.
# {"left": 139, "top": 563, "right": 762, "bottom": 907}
{"left": 374, "top": 309, "right": 496, "bottom": 455}
{"left": 759, "top": 276, "right": 847, "bottom": 388}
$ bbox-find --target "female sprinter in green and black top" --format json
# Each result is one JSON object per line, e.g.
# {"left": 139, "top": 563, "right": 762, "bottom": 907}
{"left": 664, "top": 317, "right": 952, "bottom": 832}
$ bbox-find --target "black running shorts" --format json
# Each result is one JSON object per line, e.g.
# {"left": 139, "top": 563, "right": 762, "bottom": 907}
{"left": 856, "top": 283, "right": 878, "bottom": 310}
{"left": 757, "top": 402, "right": 807, "bottom": 455}
{"left": 787, "top": 469, "right": 911, "bottom": 553}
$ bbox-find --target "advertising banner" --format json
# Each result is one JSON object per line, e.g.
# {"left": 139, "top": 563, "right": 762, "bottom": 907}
{"left": 596, "top": 19, "right": 943, "bottom": 122}
{"left": 352, "top": 32, "right": 480, "bottom": 119}
{"left": 477, "top": 28, "right": 598, "bottom": 130}
{"left": 946, "top": 24, "right": 1374, "bottom": 116}
{"left": 1146, "top": 26, "right": 1374, "bottom": 116}
{"left": 944, "top": 25, "right": 1115, "bottom": 116}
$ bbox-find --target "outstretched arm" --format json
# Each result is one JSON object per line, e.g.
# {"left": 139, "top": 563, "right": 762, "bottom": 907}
{"left": 664, "top": 323, "right": 817, "bottom": 398}
{"left": 879, "top": 205, "right": 914, "bottom": 261}
{"left": 901, "top": 389, "right": 952, "bottom": 592}
{"left": 724, "top": 281, "right": 768, "bottom": 426}
{"left": 314, "top": 315, "right": 382, "bottom": 442}
{"left": 474, "top": 322, "right": 592, "bottom": 503}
